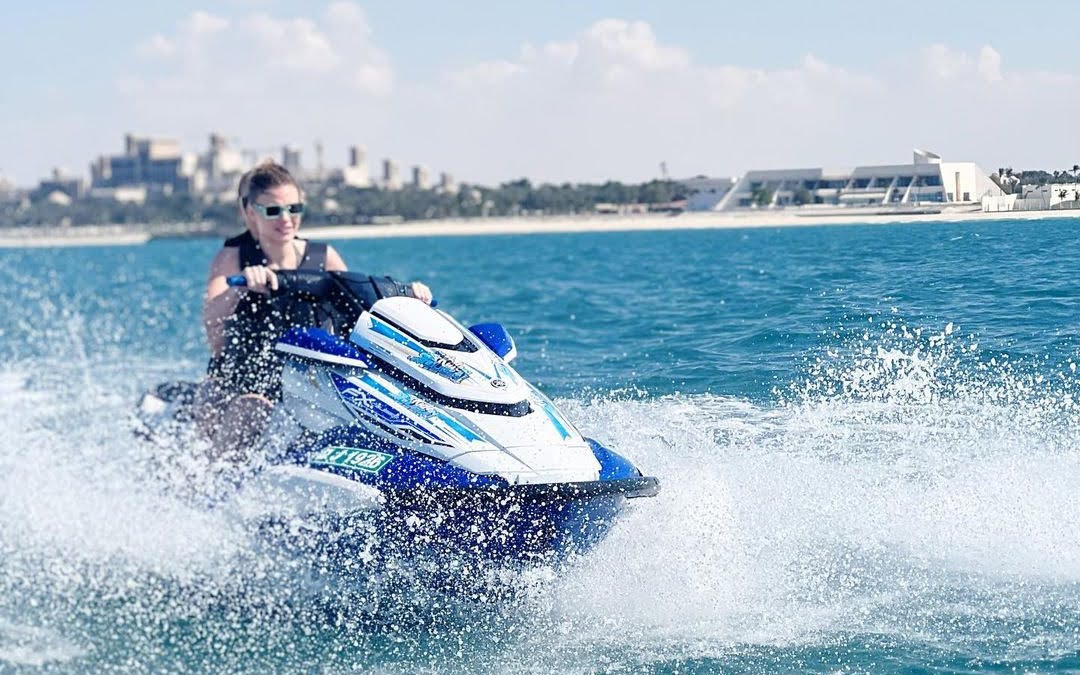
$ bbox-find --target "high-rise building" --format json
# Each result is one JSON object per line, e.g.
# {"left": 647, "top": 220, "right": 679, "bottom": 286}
{"left": 339, "top": 145, "right": 370, "bottom": 188}
{"left": 437, "top": 172, "right": 458, "bottom": 195}
{"left": 349, "top": 146, "right": 365, "bottom": 167}
{"left": 282, "top": 145, "right": 303, "bottom": 177}
{"left": 412, "top": 165, "right": 430, "bottom": 190}
{"left": 205, "top": 133, "right": 243, "bottom": 179}
{"left": 382, "top": 159, "right": 401, "bottom": 191}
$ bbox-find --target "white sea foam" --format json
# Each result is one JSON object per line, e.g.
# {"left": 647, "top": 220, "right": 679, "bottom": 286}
{"left": 532, "top": 334, "right": 1080, "bottom": 663}
{"left": 0, "top": 620, "right": 87, "bottom": 667}
{"left": 0, "top": 360, "right": 243, "bottom": 576}
{"left": 1, "top": 327, "right": 1077, "bottom": 671}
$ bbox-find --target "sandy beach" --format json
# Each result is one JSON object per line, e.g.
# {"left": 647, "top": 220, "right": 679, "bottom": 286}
{"left": 0, "top": 226, "right": 152, "bottom": 248}
{"left": 303, "top": 207, "right": 1080, "bottom": 240}
{"left": 1, "top": 207, "right": 1078, "bottom": 248}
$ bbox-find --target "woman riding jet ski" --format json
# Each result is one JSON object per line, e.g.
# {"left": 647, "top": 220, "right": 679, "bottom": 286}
{"left": 138, "top": 269, "right": 659, "bottom": 561}
{"left": 199, "top": 160, "right": 432, "bottom": 458}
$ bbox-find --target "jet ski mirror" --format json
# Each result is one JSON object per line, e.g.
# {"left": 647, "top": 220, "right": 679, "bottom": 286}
{"left": 468, "top": 323, "right": 517, "bottom": 362}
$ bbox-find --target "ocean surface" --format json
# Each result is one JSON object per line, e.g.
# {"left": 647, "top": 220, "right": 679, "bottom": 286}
{"left": 0, "top": 217, "right": 1078, "bottom": 673}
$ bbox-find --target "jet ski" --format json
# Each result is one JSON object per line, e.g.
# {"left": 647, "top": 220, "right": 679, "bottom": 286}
{"left": 136, "top": 270, "right": 659, "bottom": 562}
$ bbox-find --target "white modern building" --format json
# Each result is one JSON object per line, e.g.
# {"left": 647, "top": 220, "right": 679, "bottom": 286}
{"left": 715, "top": 149, "right": 1002, "bottom": 211}
{"left": 983, "top": 183, "right": 1080, "bottom": 212}
{"left": 678, "top": 176, "right": 737, "bottom": 210}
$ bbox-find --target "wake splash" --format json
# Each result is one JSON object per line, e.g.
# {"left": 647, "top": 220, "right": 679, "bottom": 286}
{"left": 1, "top": 323, "right": 1078, "bottom": 672}
{"left": 525, "top": 323, "right": 1080, "bottom": 670}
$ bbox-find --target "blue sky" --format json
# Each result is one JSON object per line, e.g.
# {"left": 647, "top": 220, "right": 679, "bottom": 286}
{"left": 4, "top": 1, "right": 1078, "bottom": 186}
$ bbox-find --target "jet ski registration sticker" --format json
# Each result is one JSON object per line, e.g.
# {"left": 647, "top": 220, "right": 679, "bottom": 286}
{"left": 311, "top": 446, "right": 394, "bottom": 473}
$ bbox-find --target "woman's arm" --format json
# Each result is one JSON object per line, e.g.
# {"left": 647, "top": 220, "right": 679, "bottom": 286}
{"left": 326, "top": 245, "right": 348, "bottom": 272}
{"left": 203, "top": 247, "right": 243, "bottom": 356}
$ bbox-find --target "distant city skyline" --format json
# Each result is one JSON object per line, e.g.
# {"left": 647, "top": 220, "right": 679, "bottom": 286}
{"left": 5, "top": 0, "right": 1080, "bottom": 187}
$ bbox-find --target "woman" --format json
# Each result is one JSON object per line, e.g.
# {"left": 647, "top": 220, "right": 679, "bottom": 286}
{"left": 201, "top": 161, "right": 430, "bottom": 456}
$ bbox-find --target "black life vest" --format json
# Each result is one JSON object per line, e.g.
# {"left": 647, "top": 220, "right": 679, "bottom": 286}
{"left": 213, "top": 234, "right": 329, "bottom": 400}
{"left": 222, "top": 230, "right": 255, "bottom": 248}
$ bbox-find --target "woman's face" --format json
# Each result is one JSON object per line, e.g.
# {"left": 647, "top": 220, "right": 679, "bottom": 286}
{"left": 248, "top": 183, "right": 303, "bottom": 246}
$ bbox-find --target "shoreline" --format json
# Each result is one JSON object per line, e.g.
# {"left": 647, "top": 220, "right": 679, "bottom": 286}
{"left": 0, "top": 227, "right": 152, "bottom": 248}
{"left": 303, "top": 207, "right": 1080, "bottom": 241}
{"left": 1, "top": 208, "right": 1078, "bottom": 248}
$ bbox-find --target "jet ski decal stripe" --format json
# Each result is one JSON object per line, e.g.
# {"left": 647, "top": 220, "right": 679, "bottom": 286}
{"left": 369, "top": 316, "right": 470, "bottom": 383}
{"left": 332, "top": 371, "right": 485, "bottom": 446}
{"left": 331, "top": 372, "right": 448, "bottom": 446}
{"left": 361, "top": 372, "right": 485, "bottom": 444}
{"left": 369, "top": 316, "right": 427, "bottom": 353}
{"left": 354, "top": 404, "right": 452, "bottom": 447}
{"left": 536, "top": 395, "right": 572, "bottom": 440}
{"left": 432, "top": 407, "right": 483, "bottom": 443}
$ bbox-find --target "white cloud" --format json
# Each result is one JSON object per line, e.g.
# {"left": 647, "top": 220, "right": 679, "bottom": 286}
{"left": 922, "top": 44, "right": 968, "bottom": 80}
{"left": 977, "top": 45, "right": 1003, "bottom": 83}
{"left": 183, "top": 11, "right": 229, "bottom": 36}
{"left": 921, "top": 43, "right": 1006, "bottom": 84}
{"left": 109, "top": 11, "right": 1080, "bottom": 186}
{"left": 324, "top": 1, "right": 370, "bottom": 34}
{"left": 580, "top": 19, "right": 690, "bottom": 71}
{"left": 136, "top": 34, "right": 175, "bottom": 59}
{"left": 129, "top": 3, "right": 390, "bottom": 92}
{"left": 443, "top": 60, "right": 525, "bottom": 88}
{"left": 244, "top": 14, "right": 338, "bottom": 73}
{"left": 320, "top": 2, "right": 393, "bottom": 93}
{"left": 446, "top": 19, "right": 691, "bottom": 91}
{"left": 421, "top": 21, "right": 884, "bottom": 179}
{"left": 350, "top": 63, "right": 393, "bottom": 93}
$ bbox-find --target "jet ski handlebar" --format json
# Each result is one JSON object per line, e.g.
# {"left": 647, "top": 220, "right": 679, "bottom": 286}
{"left": 226, "top": 270, "right": 335, "bottom": 298}
{"left": 227, "top": 270, "right": 435, "bottom": 306}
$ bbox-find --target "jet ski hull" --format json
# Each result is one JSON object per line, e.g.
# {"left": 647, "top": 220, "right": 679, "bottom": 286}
{"left": 379, "top": 476, "right": 660, "bottom": 560}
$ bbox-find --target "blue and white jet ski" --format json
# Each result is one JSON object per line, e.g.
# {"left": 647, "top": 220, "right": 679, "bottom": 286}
{"left": 137, "top": 271, "right": 659, "bottom": 561}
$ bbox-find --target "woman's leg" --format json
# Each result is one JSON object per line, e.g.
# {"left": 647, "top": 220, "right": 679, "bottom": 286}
{"left": 210, "top": 393, "right": 273, "bottom": 463}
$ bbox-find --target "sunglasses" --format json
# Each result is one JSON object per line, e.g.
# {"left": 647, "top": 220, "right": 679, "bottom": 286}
{"left": 252, "top": 202, "right": 305, "bottom": 217}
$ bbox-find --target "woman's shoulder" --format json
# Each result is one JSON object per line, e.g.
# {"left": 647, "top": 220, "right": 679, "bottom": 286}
{"left": 324, "top": 244, "right": 347, "bottom": 271}
{"left": 208, "top": 245, "right": 241, "bottom": 277}
{"left": 223, "top": 230, "right": 256, "bottom": 248}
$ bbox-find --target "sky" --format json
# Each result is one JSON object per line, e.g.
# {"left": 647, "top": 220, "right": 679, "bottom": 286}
{"left": 3, "top": 0, "right": 1079, "bottom": 187}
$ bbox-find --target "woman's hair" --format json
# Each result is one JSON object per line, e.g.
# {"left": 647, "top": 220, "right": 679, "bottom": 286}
{"left": 245, "top": 161, "right": 302, "bottom": 204}
{"left": 236, "top": 167, "right": 255, "bottom": 207}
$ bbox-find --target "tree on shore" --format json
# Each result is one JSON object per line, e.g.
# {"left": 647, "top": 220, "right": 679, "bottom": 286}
{"left": 4, "top": 178, "right": 689, "bottom": 227}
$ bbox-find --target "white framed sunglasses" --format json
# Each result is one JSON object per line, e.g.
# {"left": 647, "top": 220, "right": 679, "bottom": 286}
{"left": 252, "top": 202, "right": 305, "bottom": 217}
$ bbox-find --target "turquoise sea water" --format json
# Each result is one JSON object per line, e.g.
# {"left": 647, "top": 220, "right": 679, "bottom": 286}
{"left": 0, "top": 218, "right": 1078, "bottom": 673}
